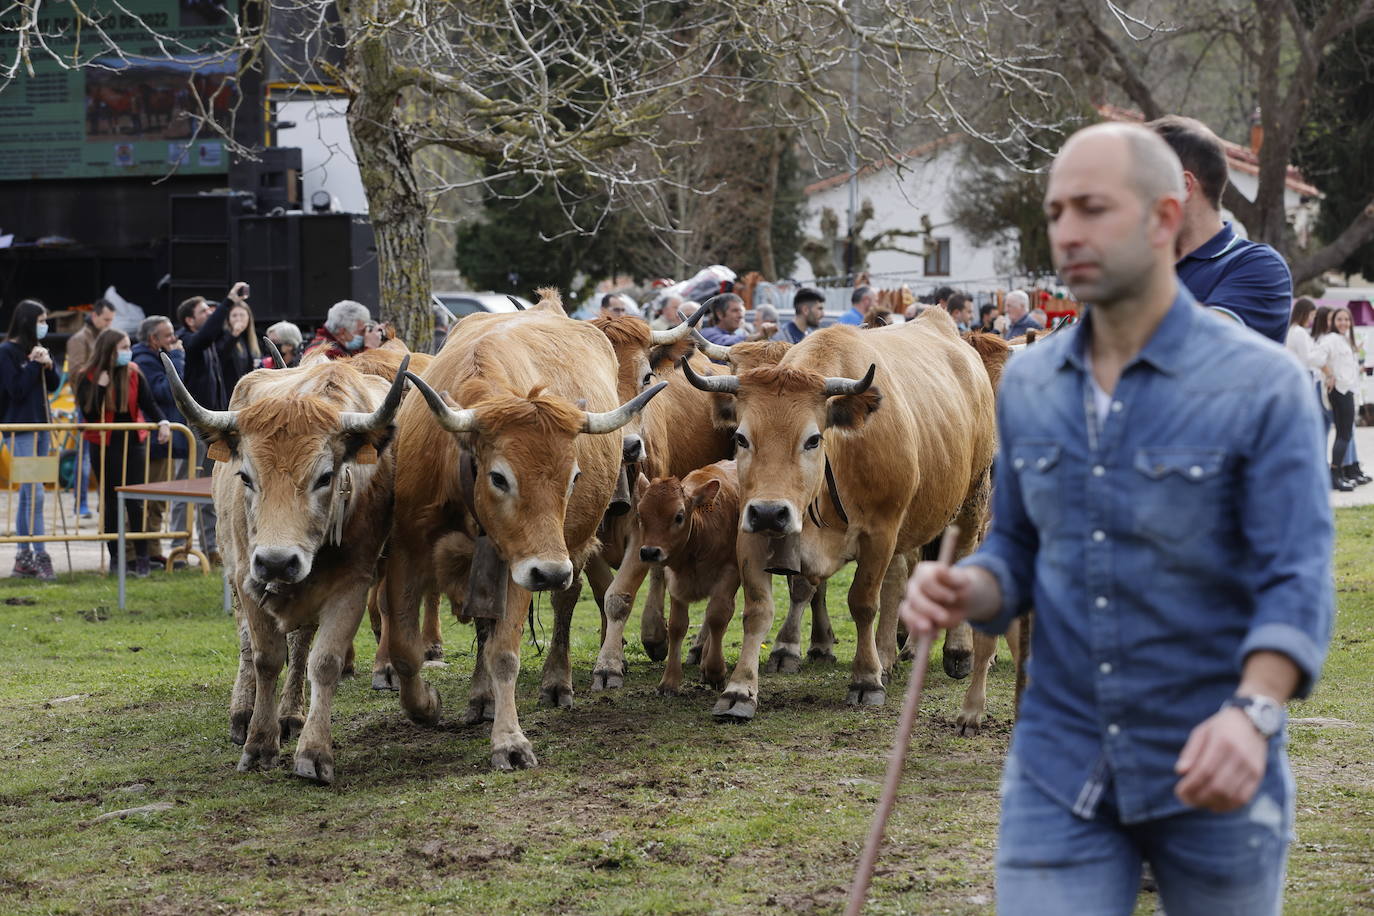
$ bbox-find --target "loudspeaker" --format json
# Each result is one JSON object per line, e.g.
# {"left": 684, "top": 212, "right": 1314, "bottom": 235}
{"left": 298, "top": 214, "right": 378, "bottom": 316}
{"left": 229, "top": 148, "right": 302, "bottom": 213}
{"left": 169, "top": 192, "right": 255, "bottom": 239}
{"left": 233, "top": 215, "right": 302, "bottom": 316}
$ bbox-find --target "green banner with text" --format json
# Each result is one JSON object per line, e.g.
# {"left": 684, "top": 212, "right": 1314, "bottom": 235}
{"left": 0, "top": 0, "right": 239, "bottom": 181}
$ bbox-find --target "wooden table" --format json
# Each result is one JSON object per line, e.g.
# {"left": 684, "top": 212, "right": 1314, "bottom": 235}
{"left": 115, "top": 477, "right": 230, "bottom": 614}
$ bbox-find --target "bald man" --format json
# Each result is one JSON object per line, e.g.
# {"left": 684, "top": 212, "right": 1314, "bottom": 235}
{"left": 900, "top": 123, "right": 1332, "bottom": 915}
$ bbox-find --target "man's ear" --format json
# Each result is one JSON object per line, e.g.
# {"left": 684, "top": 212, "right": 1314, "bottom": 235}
{"left": 690, "top": 478, "right": 722, "bottom": 511}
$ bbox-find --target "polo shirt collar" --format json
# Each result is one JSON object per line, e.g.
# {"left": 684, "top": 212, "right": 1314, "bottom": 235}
{"left": 1178, "top": 221, "right": 1243, "bottom": 264}
{"left": 1061, "top": 285, "right": 1198, "bottom": 377}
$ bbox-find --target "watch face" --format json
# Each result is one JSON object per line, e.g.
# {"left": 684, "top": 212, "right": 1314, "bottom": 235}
{"left": 1252, "top": 701, "right": 1282, "bottom": 736}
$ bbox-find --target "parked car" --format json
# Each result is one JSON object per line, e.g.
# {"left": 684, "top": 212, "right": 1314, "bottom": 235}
{"left": 432, "top": 291, "right": 534, "bottom": 324}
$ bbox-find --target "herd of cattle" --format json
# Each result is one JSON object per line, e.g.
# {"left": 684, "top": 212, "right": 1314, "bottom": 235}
{"left": 162, "top": 289, "right": 1030, "bottom": 785}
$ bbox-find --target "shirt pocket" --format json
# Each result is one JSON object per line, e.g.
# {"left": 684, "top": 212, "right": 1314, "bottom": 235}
{"left": 1131, "top": 447, "right": 1227, "bottom": 547}
{"left": 1011, "top": 440, "right": 1063, "bottom": 533}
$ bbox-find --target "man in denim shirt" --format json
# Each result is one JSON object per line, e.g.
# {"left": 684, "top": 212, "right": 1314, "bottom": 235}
{"left": 900, "top": 123, "right": 1333, "bottom": 915}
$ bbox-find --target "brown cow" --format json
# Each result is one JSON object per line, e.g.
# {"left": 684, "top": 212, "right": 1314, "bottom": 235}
{"left": 587, "top": 315, "right": 733, "bottom": 684}
{"left": 629, "top": 461, "right": 742, "bottom": 694}
{"left": 382, "top": 291, "right": 665, "bottom": 769}
{"left": 682, "top": 309, "right": 998, "bottom": 721}
{"left": 165, "top": 353, "right": 408, "bottom": 784}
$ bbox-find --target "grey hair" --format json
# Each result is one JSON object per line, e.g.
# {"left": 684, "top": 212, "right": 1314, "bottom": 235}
{"left": 265, "top": 320, "right": 303, "bottom": 348}
{"left": 325, "top": 300, "right": 371, "bottom": 334}
{"left": 754, "top": 304, "right": 780, "bottom": 325}
{"left": 137, "top": 315, "right": 172, "bottom": 343}
{"left": 1005, "top": 290, "right": 1030, "bottom": 312}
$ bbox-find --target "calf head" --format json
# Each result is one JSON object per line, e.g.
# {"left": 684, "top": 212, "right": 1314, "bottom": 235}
{"left": 682, "top": 360, "right": 880, "bottom": 536}
{"left": 163, "top": 354, "right": 407, "bottom": 592}
{"left": 634, "top": 472, "right": 723, "bottom": 565}
{"left": 406, "top": 372, "right": 666, "bottom": 592}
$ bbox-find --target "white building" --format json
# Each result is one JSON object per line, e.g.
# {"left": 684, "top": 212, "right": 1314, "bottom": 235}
{"left": 799, "top": 108, "right": 1320, "bottom": 297}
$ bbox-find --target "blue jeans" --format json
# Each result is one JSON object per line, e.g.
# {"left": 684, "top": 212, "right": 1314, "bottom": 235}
{"left": 12, "top": 431, "right": 50, "bottom": 555}
{"left": 996, "top": 752, "right": 1292, "bottom": 915}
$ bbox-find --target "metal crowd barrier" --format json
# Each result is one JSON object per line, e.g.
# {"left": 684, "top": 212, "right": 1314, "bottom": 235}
{"left": 0, "top": 421, "right": 208, "bottom": 576}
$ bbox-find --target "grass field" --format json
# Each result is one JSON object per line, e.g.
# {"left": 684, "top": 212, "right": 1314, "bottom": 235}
{"left": 1, "top": 509, "right": 1371, "bottom": 915}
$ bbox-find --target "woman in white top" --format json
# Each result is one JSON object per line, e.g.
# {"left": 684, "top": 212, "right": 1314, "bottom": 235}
{"left": 1285, "top": 298, "right": 1320, "bottom": 379}
{"left": 1315, "top": 306, "right": 1362, "bottom": 490}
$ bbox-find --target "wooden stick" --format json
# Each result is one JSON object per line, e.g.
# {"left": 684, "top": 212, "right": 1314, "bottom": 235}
{"left": 844, "top": 524, "right": 960, "bottom": 916}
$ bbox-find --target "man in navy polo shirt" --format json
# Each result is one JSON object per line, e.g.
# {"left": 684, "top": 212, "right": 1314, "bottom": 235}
{"left": 1149, "top": 115, "right": 1292, "bottom": 344}
{"left": 774, "top": 287, "right": 826, "bottom": 343}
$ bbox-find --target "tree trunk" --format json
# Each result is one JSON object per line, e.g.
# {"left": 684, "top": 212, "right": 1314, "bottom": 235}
{"left": 755, "top": 130, "right": 783, "bottom": 280}
{"left": 342, "top": 32, "right": 433, "bottom": 350}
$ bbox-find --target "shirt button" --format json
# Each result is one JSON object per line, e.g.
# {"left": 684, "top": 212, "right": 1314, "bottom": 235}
{"left": 1100, "top": 662, "right": 1112, "bottom": 675}
{"left": 1111, "top": 401, "right": 1123, "bottom": 413}
{"left": 1013, "top": 458, "right": 1025, "bottom": 470}
{"left": 1092, "top": 529, "right": 1106, "bottom": 542}
{"left": 1107, "top": 723, "right": 1121, "bottom": 736}
{"left": 1189, "top": 465, "right": 1204, "bottom": 478}
{"left": 1036, "top": 457, "right": 1048, "bottom": 469}
{"left": 1095, "top": 596, "right": 1108, "bottom": 608}
{"left": 1092, "top": 465, "right": 1105, "bottom": 477}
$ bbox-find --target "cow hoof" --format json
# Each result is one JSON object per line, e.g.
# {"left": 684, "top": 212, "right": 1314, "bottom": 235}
{"left": 539, "top": 684, "right": 574, "bottom": 708}
{"left": 763, "top": 647, "right": 803, "bottom": 674}
{"left": 404, "top": 685, "right": 442, "bottom": 727}
{"left": 461, "top": 697, "right": 495, "bottom": 726}
{"left": 491, "top": 740, "right": 538, "bottom": 771}
{"left": 642, "top": 639, "right": 669, "bottom": 663}
{"left": 806, "top": 648, "right": 837, "bottom": 664}
{"left": 590, "top": 667, "right": 624, "bottom": 691}
{"left": 956, "top": 714, "right": 985, "bottom": 737}
{"left": 278, "top": 714, "right": 305, "bottom": 743}
{"left": 424, "top": 643, "right": 444, "bottom": 662}
{"left": 712, "top": 693, "right": 757, "bottom": 722}
{"left": 371, "top": 666, "right": 397, "bottom": 692}
{"left": 237, "top": 745, "right": 278, "bottom": 773}
{"left": 656, "top": 683, "right": 681, "bottom": 696}
{"left": 340, "top": 662, "right": 356, "bottom": 679}
{"left": 846, "top": 685, "right": 887, "bottom": 707}
{"left": 942, "top": 646, "right": 973, "bottom": 680}
{"left": 229, "top": 710, "right": 250, "bottom": 747}
{"left": 684, "top": 645, "right": 703, "bottom": 667}
{"left": 292, "top": 751, "right": 335, "bottom": 785}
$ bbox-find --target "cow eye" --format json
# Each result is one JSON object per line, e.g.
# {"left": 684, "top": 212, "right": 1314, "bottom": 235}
{"left": 489, "top": 471, "right": 510, "bottom": 493}
{"left": 315, "top": 471, "right": 334, "bottom": 490}
{"left": 803, "top": 434, "right": 822, "bottom": 451}
{"left": 674, "top": 511, "right": 685, "bottom": 525}
{"left": 572, "top": 470, "right": 582, "bottom": 486}
{"left": 733, "top": 432, "right": 750, "bottom": 450}
{"left": 237, "top": 471, "right": 254, "bottom": 491}
{"left": 641, "top": 372, "right": 654, "bottom": 389}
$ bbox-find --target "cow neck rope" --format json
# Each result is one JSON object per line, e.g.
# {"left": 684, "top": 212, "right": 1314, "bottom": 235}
{"left": 807, "top": 456, "right": 849, "bottom": 528}
{"left": 326, "top": 466, "right": 354, "bottom": 547}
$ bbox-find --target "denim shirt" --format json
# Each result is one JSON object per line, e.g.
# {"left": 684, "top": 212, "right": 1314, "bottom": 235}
{"left": 964, "top": 287, "right": 1334, "bottom": 824}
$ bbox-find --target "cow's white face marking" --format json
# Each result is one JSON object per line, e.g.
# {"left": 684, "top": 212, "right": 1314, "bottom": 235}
{"left": 567, "top": 463, "right": 581, "bottom": 499}
{"left": 486, "top": 457, "right": 519, "bottom": 501}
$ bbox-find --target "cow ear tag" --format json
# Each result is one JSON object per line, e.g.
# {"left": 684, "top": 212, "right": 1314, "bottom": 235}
{"left": 353, "top": 443, "right": 379, "bottom": 465}
{"left": 207, "top": 440, "right": 233, "bottom": 462}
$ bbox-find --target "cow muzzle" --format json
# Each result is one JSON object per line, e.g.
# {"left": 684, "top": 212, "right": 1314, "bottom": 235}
{"left": 622, "top": 434, "right": 644, "bottom": 465}
{"left": 639, "top": 545, "right": 667, "bottom": 564}
{"left": 512, "top": 557, "right": 574, "bottom": 592}
{"left": 743, "top": 499, "right": 800, "bottom": 536}
{"left": 251, "top": 545, "right": 311, "bottom": 586}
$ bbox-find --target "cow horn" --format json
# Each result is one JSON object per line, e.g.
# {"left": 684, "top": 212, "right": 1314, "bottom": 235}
{"left": 404, "top": 370, "right": 478, "bottom": 433}
{"left": 822, "top": 363, "right": 876, "bottom": 397}
{"left": 581, "top": 381, "right": 668, "bottom": 434}
{"left": 261, "top": 336, "right": 286, "bottom": 368}
{"left": 339, "top": 355, "right": 411, "bottom": 433}
{"left": 681, "top": 358, "right": 739, "bottom": 395}
{"left": 690, "top": 329, "right": 733, "bottom": 364}
{"left": 160, "top": 352, "right": 237, "bottom": 432}
{"left": 507, "top": 295, "right": 526, "bottom": 311}
{"left": 648, "top": 301, "right": 708, "bottom": 345}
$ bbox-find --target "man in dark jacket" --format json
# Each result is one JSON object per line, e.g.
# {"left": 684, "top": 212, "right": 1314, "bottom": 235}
{"left": 133, "top": 316, "right": 189, "bottom": 567}
{"left": 172, "top": 281, "right": 245, "bottom": 564}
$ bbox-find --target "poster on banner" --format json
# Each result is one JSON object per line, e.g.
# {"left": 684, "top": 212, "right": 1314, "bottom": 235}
{"left": 0, "top": 0, "right": 239, "bottom": 181}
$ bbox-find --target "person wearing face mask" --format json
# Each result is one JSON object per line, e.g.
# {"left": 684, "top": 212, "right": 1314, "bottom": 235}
{"left": 1, "top": 299, "right": 62, "bottom": 579}
{"left": 76, "top": 328, "right": 170, "bottom": 578}
{"left": 304, "top": 299, "right": 372, "bottom": 360}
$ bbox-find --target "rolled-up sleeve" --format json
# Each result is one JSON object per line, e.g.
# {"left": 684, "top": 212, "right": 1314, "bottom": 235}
{"left": 962, "top": 388, "right": 1039, "bottom": 636}
{"left": 1235, "top": 362, "right": 1334, "bottom": 697}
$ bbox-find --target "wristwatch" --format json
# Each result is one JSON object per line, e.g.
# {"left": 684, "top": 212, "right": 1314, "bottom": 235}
{"left": 1222, "top": 694, "right": 1285, "bottom": 738}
